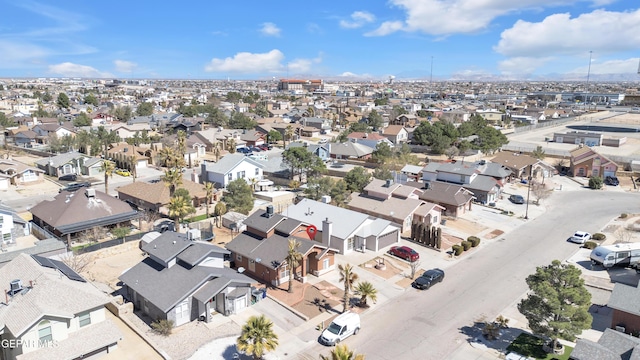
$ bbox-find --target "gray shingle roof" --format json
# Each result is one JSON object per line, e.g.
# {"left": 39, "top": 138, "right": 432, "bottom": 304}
{"left": 192, "top": 272, "right": 255, "bottom": 303}
{"left": 328, "top": 142, "right": 374, "bottom": 158}
{"left": 609, "top": 282, "right": 640, "bottom": 316}
{"left": 33, "top": 151, "right": 88, "bottom": 167}
{"left": 419, "top": 181, "right": 475, "bottom": 206}
{"left": 285, "top": 198, "right": 370, "bottom": 239}
{"left": 243, "top": 209, "right": 286, "bottom": 234}
{"left": 225, "top": 232, "right": 320, "bottom": 270}
{"left": 571, "top": 328, "right": 640, "bottom": 360}
{"left": 177, "top": 242, "right": 229, "bottom": 267}
{"left": 274, "top": 218, "right": 304, "bottom": 235}
{"left": 142, "top": 232, "right": 191, "bottom": 264}
{"left": 202, "top": 153, "right": 263, "bottom": 175}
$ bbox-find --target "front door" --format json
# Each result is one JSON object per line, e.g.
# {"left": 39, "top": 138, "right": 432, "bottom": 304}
{"left": 175, "top": 298, "right": 190, "bottom": 326}
{"left": 249, "top": 259, "right": 256, "bottom": 272}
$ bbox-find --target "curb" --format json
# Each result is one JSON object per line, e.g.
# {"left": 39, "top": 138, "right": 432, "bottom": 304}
{"left": 266, "top": 293, "right": 309, "bottom": 321}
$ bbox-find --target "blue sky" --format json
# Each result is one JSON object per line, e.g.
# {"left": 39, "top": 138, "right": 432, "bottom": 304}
{"left": 1, "top": 0, "right": 639, "bottom": 81}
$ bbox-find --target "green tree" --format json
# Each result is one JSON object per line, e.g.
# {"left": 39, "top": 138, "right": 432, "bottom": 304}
{"left": 223, "top": 179, "right": 254, "bottom": 215}
{"left": 226, "top": 92, "right": 242, "bottom": 104}
{"left": 229, "top": 112, "right": 257, "bottom": 129}
{"left": 319, "top": 344, "right": 365, "bottom": 360}
{"left": 267, "top": 130, "right": 282, "bottom": 144}
{"left": 344, "top": 167, "right": 371, "bottom": 193}
{"left": 374, "top": 98, "right": 388, "bottom": 106}
{"left": 0, "top": 113, "right": 16, "bottom": 128}
{"left": 236, "top": 315, "right": 279, "bottom": 360}
{"left": 329, "top": 179, "right": 350, "bottom": 207}
{"left": 372, "top": 142, "right": 393, "bottom": 163}
{"left": 285, "top": 239, "right": 303, "bottom": 293}
{"left": 372, "top": 165, "right": 393, "bottom": 181}
{"left": 84, "top": 93, "right": 99, "bottom": 106}
{"left": 136, "top": 102, "right": 154, "bottom": 116}
{"left": 281, "top": 147, "right": 313, "bottom": 181}
{"left": 338, "top": 263, "right": 359, "bottom": 313}
{"left": 42, "top": 92, "right": 53, "bottom": 103}
{"left": 227, "top": 139, "right": 237, "bottom": 154}
{"left": 56, "top": 93, "right": 70, "bottom": 109}
{"left": 206, "top": 107, "right": 228, "bottom": 127}
{"left": 517, "top": 260, "right": 592, "bottom": 351}
{"left": 94, "top": 126, "right": 120, "bottom": 157}
{"left": 348, "top": 122, "right": 369, "bottom": 133}
{"left": 589, "top": 176, "right": 603, "bottom": 190}
{"left": 112, "top": 106, "right": 133, "bottom": 122}
{"left": 73, "top": 112, "right": 92, "bottom": 127}
{"left": 366, "top": 110, "right": 384, "bottom": 130}
{"left": 167, "top": 195, "right": 195, "bottom": 233}
{"left": 354, "top": 281, "right": 378, "bottom": 308}
{"left": 284, "top": 125, "right": 295, "bottom": 148}
{"left": 475, "top": 127, "right": 508, "bottom": 155}
{"left": 305, "top": 177, "right": 335, "bottom": 201}
{"left": 100, "top": 160, "right": 116, "bottom": 194}
{"left": 532, "top": 145, "right": 546, "bottom": 160}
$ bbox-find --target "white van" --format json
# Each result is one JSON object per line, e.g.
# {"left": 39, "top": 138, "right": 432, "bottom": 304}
{"left": 319, "top": 312, "right": 361, "bottom": 346}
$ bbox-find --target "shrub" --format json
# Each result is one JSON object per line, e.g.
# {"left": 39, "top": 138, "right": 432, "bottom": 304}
{"left": 151, "top": 319, "right": 174, "bottom": 336}
{"left": 452, "top": 245, "right": 463, "bottom": 256}
{"left": 468, "top": 236, "right": 481, "bottom": 247}
{"left": 461, "top": 240, "right": 472, "bottom": 251}
{"left": 583, "top": 241, "right": 598, "bottom": 250}
{"left": 621, "top": 213, "right": 628, "bottom": 219}
{"left": 589, "top": 176, "right": 603, "bottom": 190}
{"left": 592, "top": 233, "right": 606, "bottom": 241}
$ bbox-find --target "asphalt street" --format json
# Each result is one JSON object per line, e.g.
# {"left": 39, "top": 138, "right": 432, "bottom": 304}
{"left": 304, "top": 189, "right": 640, "bottom": 360}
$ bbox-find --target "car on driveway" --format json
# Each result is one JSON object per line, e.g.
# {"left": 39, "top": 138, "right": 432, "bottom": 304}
{"left": 605, "top": 176, "right": 619, "bottom": 186}
{"left": 58, "top": 174, "right": 77, "bottom": 181}
{"left": 115, "top": 169, "right": 131, "bottom": 177}
{"left": 388, "top": 246, "right": 419, "bottom": 262}
{"left": 59, "top": 182, "right": 91, "bottom": 193}
{"left": 569, "top": 231, "right": 591, "bottom": 244}
{"left": 412, "top": 269, "right": 445, "bottom": 290}
{"left": 509, "top": 194, "right": 525, "bottom": 204}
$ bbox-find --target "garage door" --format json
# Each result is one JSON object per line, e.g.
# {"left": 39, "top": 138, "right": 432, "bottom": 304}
{"left": 137, "top": 160, "right": 147, "bottom": 168}
{"left": 377, "top": 230, "right": 399, "bottom": 251}
{"left": 604, "top": 170, "right": 615, "bottom": 177}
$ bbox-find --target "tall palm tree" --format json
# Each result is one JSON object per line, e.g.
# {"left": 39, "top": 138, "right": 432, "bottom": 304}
{"left": 284, "top": 125, "right": 294, "bottom": 148}
{"left": 236, "top": 315, "right": 279, "bottom": 360}
{"left": 212, "top": 141, "right": 222, "bottom": 162}
{"left": 203, "top": 182, "right": 215, "bottom": 218}
{"left": 213, "top": 202, "right": 227, "bottom": 228}
{"left": 319, "top": 344, "right": 365, "bottom": 360}
{"left": 158, "top": 146, "right": 177, "bottom": 168}
{"left": 227, "top": 138, "right": 237, "bottom": 154}
{"left": 167, "top": 195, "right": 195, "bottom": 233}
{"left": 162, "top": 168, "right": 183, "bottom": 197}
{"left": 354, "top": 281, "right": 377, "bottom": 308}
{"left": 176, "top": 130, "right": 189, "bottom": 167}
{"left": 338, "top": 263, "right": 359, "bottom": 313}
{"left": 285, "top": 239, "right": 303, "bottom": 293}
{"left": 100, "top": 160, "right": 115, "bottom": 195}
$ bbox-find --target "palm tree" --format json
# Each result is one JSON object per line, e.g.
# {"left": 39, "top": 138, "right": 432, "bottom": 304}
{"left": 167, "top": 195, "right": 195, "bottom": 233}
{"left": 100, "top": 160, "right": 115, "bottom": 195}
{"left": 338, "top": 264, "right": 359, "bottom": 313}
{"left": 203, "top": 182, "right": 215, "bottom": 218}
{"left": 227, "top": 138, "right": 237, "bottom": 154}
{"left": 236, "top": 315, "right": 279, "bottom": 360}
{"left": 176, "top": 130, "right": 190, "bottom": 167}
{"left": 284, "top": 125, "right": 294, "bottom": 148}
{"left": 162, "top": 168, "right": 183, "bottom": 197}
{"left": 319, "top": 344, "right": 365, "bottom": 360}
{"left": 158, "top": 146, "right": 177, "bottom": 168}
{"left": 354, "top": 281, "right": 377, "bottom": 308}
{"left": 285, "top": 239, "right": 303, "bottom": 293}
{"left": 212, "top": 141, "right": 222, "bottom": 162}
{"left": 213, "top": 202, "right": 227, "bottom": 228}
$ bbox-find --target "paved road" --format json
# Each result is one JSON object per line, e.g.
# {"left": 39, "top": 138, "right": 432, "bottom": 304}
{"left": 303, "top": 189, "right": 640, "bottom": 360}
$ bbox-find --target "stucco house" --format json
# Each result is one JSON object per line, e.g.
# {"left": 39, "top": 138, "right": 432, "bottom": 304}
{"left": 570, "top": 146, "right": 618, "bottom": 178}
{"left": 200, "top": 154, "right": 264, "bottom": 188}
{"left": 33, "top": 151, "right": 91, "bottom": 177}
{"left": 0, "top": 159, "right": 45, "bottom": 186}
{"left": 0, "top": 254, "right": 122, "bottom": 360}
{"left": 120, "top": 232, "right": 254, "bottom": 326}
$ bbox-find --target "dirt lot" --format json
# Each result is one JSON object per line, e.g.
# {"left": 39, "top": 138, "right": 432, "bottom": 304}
{"left": 267, "top": 280, "right": 344, "bottom": 319}
{"left": 81, "top": 241, "right": 146, "bottom": 291}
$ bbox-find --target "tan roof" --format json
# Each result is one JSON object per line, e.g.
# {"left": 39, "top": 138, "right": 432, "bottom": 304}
{"left": 570, "top": 146, "right": 617, "bottom": 167}
{"left": 0, "top": 254, "right": 109, "bottom": 337}
{"left": 116, "top": 179, "right": 208, "bottom": 205}
{"left": 382, "top": 125, "right": 406, "bottom": 136}
{"left": 347, "top": 193, "right": 424, "bottom": 222}
{"left": 491, "top": 151, "right": 539, "bottom": 170}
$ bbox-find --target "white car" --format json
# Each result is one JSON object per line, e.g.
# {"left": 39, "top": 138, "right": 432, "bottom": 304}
{"left": 570, "top": 231, "right": 591, "bottom": 244}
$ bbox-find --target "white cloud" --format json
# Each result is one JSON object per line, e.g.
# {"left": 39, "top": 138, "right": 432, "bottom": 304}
{"left": 570, "top": 58, "right": 640, "bottom": 75}
{"left": 340, "top": 11, "right": 376, "bottom": 29}
{"left": 205, "top": 50, "right": 285, "bottom": 73}
{"left": 495, "top": 9, "right": 640, "bottom": 58}
{"left": 114, "top": 60, "right": 137, "bottom": 73}
{"left": 260, "top": 22, "right": 281, "bottom": 37}
{"left": 498, "top": 57, "right": 553, "bottom": 76}
{"left": 368, "top": 0, "right": 606, "bottom": 36}
{"left": 48, "top": 62, "right": 113, "bottom": 78}
{"left": 287, "top": 54, "right": 323, "bottom": 73}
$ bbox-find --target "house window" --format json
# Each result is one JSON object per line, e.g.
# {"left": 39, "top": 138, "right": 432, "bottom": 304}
{"left": 236, "top": 254, "right": 242, "bottom": 261}
{"left": 255, "top": 168, "right": 260, "bottom": 176}
{"left": 78, "top": 312, "right": 91, "bottom": 327}
{"left": 280, "top": 264, "right": 290, "bottom": 278}
{"left": 0, "top": 216, "right": 3, "bottom": 225}
{"left": 323, "top": 258, "right": 330, "bottom": 269}
{"left": 433, "top": 216, "right": 438, "bottom": 225}
{"left": 3, "top": 233, "right": 11, "bottom": 243}
{"left": 227, "top": 173, "right": 233, "bottom": 181}
{"left": 237, "top": 171, "right": 245, "bottom": 179}
{"left": 38, "top": 320, "right": 52, "bottom": 343}
{"left": 347, "top": 237, "right": 355, "bottom": 250}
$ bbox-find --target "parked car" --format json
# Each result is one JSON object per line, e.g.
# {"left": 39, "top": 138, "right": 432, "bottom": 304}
{"left": 237, "top": 147, "right": 252, "bottom": 154}
{"left": 509, "top": 195, "right": 525, "bottom": 204}
{"left": 318, "top": 138, "right": 328, "bottom": 144}
{"left": 569, "top": 231, "right": 591, "bottom": 244}
{"left": 58, "top": 174, "right": 77, "bottom": 181}
{"left": 258, "top": 144, "right": 271, "bottom": 151}
{"left": 605, "top": 176, "right": 619, "bottom": 186}
{"left": 59, "top": 182, "right": 91, "bottom": 193}
{"left": 388, "top": 246, "right": 419, "bottom": 262}
{"left": 115, "top": 169, "right": 131, "bottom": 177}
{"left": 412, "top": 269, "right": 445, "bottom": 290}
{"left": 319, "top": 312, "right": 360, "bottom": 346}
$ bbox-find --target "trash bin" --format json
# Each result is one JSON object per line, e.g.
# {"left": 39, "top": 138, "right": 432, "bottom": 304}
{"left": 441, "top": 219, "right": 447, "bottom": 225}
{"left": 261, "top": 288, "right": 267, "bottom": 299}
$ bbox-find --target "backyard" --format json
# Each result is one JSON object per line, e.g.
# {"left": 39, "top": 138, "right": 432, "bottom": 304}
{"left": 506, "top": 333, "right": 573, "bottom": 360}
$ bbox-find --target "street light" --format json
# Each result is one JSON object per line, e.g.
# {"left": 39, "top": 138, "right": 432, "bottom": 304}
{"left": 524, "top": 176, "right": 532, "bottom": 220}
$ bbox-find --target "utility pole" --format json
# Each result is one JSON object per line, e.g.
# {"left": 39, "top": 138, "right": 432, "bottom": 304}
{"left": 585, "top": 51, "right": 592, "bottom": 111}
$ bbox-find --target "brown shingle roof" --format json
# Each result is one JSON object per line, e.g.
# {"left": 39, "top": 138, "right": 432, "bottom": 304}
{"left": 116, "top": 179, "right": 208, "bottom": 205}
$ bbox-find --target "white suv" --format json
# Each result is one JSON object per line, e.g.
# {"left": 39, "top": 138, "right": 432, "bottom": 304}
{"left": 570, "top": 231, "right": 591, "bottom": 244}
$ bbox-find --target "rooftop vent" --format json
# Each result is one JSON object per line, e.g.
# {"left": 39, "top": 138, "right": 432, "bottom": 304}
{"left": 9, "top": 279, "right": 22, "bottom": 295}
{"left": 85, "top": 188, "right": 96, "bottom": 198}
{"left": 264, "top": 205, "right": 274, "bottom": 218}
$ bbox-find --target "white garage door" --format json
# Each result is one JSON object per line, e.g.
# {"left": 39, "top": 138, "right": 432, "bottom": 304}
{"left": 377, "top": 230, "right": 399, "bottom": 251}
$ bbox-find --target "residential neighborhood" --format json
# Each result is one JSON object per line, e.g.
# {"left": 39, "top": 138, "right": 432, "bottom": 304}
{"left": 1, "top": 76, "right": 640, "bottom": 360}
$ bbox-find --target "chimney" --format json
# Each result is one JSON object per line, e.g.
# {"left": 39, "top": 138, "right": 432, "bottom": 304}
{"left": 321, "top": 218, "right": 332, "bottom": 247}
{"left": 385, "top": 179, "right": 393, "bottom": 187}
{"left": 265, "top": 205, "right": 274, "bottom": 218}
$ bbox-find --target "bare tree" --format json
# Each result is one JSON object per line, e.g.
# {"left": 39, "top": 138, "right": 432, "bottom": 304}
{"left": 409, "top": 260, "right": 422, "bottom": 279}
{"left": 615, "top": 225, "right": 636, "bottom": 244}
{"left": 140, "top": 210, "right": 161, "bottom": 231}
{"left": 78, "top": 227, "right": 109, "bottom": 244}
{"left": 531, "top": 183, "right": 552, "bottom": 205}
{"left": 59, "top": 252, "right": 94, "bottom": 273}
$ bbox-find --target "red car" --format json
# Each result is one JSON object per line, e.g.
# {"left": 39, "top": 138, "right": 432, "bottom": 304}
{"left": 388, "top": 246, "right": 420, "bottom": 262}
